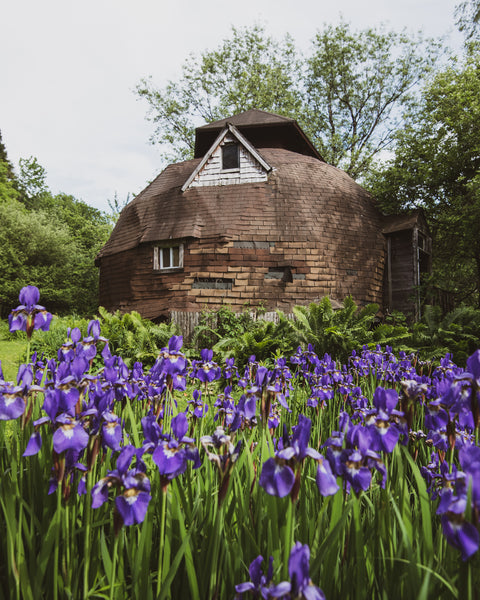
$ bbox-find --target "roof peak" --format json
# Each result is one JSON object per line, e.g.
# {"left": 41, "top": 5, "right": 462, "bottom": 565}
{"left": 194, "top": 108, "right": 323, "bottom": 161}
{"left": 197, "top": 109, "right": 295, "bottom": 130}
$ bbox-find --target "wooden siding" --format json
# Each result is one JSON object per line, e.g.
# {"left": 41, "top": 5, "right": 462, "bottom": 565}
{"left": 384, "top": 230, "right": 415, "bottom": 315}
{"left": 99, "top": 226, "right": 385, "bottom": 320}
{"left": 188, "top": 134, "right": 268, "bottom": 188}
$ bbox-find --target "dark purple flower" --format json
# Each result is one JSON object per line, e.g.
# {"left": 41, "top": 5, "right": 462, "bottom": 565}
{"left": 8, "top": 285, "right": 52, "bottom": 338}
{"left": 0, "top": 383, "right": 26, "bottom": 420}
{"left": 23, "top": 431, "right": 43, "bottom": 456}
{"left": 52, "top": 415, "right": 89, "bottom": 454}
{"left": 91, "top": 445, "right": 151, "bottom": 528}
{"left": 288, "top": 542, "right": 325, "bottom": 600}
{"left": 235, "top": 555, "right": 290, "bottom": 599}
{"left": 316, "top": 457, "right": 340, "bottom": 496}
{"left": 152, "top": 335, "right": 187, "bottom": 377}
{"left": 259, "top": 456, "right": 295, "bottom": 498}
{"left": 152, "top": 412, "right": 201, "bottom": 481}
{"left": 101, "top": 411, "right": 123, "bottom": 451}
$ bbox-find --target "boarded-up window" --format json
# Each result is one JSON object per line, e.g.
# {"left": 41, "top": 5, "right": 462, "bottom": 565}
{"left": 154, "top": 244, "right": 183, "bottom": 270}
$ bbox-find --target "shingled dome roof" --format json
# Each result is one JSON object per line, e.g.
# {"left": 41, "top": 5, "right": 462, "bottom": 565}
{"left": 97, "top": 147, "right": 379, "bottom": 260}
{"left": 96, "top": 109, "right": 389, "bottom": 320}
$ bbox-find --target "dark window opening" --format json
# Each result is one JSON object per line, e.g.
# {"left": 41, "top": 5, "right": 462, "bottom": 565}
{"left": 222, "top": 143, "right": 239, "bottom": 170}
{"left": 192, "top": 277, "right": 233, "bottom": 290}
{"left": 265, "top": 266, "right": 293, "bottom": 283}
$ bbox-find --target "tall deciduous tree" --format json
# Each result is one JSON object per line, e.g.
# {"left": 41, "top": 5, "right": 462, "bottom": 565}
{"left": 137, "top": 25, "right": 302, "bottom": 163}
{"left": 0, "top": 151, "right": 112, "bottom": 316}
{"left": 367, "top": 48, "right": 480, "bottom": 307}
{"left": 136, "top": 23, "right": 437, "bottom": 179}
{"left": 304, "top": 23, "right": 439, "bottom": 178}
{"left": 456, "top": 0, "right": 480, "bottom": 39}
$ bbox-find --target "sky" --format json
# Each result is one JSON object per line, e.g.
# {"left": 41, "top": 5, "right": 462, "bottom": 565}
{"left": 1, "top": 0, "right": 464, "bottom": 214}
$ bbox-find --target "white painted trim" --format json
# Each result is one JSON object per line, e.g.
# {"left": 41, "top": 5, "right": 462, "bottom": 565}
{"left": 181, "top": 123, "right": 272, "bottom": 192}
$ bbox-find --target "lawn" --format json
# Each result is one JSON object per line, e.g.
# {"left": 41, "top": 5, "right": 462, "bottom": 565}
{"left": 0, "top": 332, "right": 25, "bottom": 381}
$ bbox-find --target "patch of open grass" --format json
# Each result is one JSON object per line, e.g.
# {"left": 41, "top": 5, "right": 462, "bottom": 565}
{"left": 0, "top": 334, "right": 25, "bottom": 382}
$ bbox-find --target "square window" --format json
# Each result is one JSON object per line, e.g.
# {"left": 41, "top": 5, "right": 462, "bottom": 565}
{"left": 154, "top": 244, "right": 183, "bottom": 270}
{"left": 222, "top": 143, "right": 239, "bottom": 170}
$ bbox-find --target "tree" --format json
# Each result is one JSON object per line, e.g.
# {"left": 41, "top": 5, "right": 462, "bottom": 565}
{"left": 0, "top": 149, "right": 112, "bottom": 316}
{"left": 367, "top": 48, "right": 480, "bottom": 307}
{"left": 136, "top": 23, "right": 437, "bottom": 179}
{"left": 136, "top": 25, "right": 302, "bottom": 163}
{"left": 303, "top": 22, "right": 439, "bottom": 178}
{"left": 456, "top": 0, "right": 480, "bottom": 40}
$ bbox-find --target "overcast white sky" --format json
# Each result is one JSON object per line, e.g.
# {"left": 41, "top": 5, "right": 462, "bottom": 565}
{"left": 1, "top": 0, "right": 463, "bottom": 213}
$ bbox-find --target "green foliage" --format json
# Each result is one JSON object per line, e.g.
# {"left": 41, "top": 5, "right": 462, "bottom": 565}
{"left": 367, "top": 48, "right": 480, "bottom": 307}
{"left": 136, "top": 23, "right": 438, "bottom": 180}
{"left": 304, "top": 21, "right": 439, "bottom": 178}
{"left": 28, "top": 314, "right": 91, "bottom": 361}
{"left": 191, "top": 305, "right": 257, "bottom": 350}
{"left": 287, "top": 297, "right": 410, "bottom": 364}
{"left": 96, "top": 307, "right": 180, "bottom": 368}
{"left": 455, "top": 0, "right": 480, "bottom": 40}
{"left": 213, "top": 313, "right": 296, "bottom": 369}
{"left": 28, "top": 308, "right": 180, "bottom": 369}
{"left": 0, "top": 149, "right": 112, "bottom": 317}
{"left": 409, "top": 304, "right": 480, "bottom": 365}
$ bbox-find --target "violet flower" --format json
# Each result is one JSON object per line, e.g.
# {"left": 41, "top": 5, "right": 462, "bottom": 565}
{"left": 8, "top": 285, "right": 52, "bottom": 339}
{"left": 259, "top": 415, "right": 324, "bottom": 501}
{"left": 91, "top": 445, "right": 151, "bottom": 530}
{"left": 151, "top": 412, "right": 201, "bottom": 484}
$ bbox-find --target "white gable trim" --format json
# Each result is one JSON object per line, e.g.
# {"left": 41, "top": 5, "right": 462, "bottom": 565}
{"left": 181, "top": 123, "right": 272, "bottom": 192}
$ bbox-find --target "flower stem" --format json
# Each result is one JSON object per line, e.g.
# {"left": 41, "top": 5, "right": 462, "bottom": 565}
{"left": 53, "top": 484, "right": 62, "bottom": 600}
{"left": 83, "top": 471, "right": 93, "bottom": 599}
{"left": 109, "top": 532, "right": 120, "bottom": 600}
{"left": 156, "top": 487, "right": 167, "bottom": 598}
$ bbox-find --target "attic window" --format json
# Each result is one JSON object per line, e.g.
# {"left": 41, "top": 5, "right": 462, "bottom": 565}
{"left": 153, "top": 244, "right": 183, "bottom": 271}
{"left": 222, "top": 143, "right": 239, "bottom": 170}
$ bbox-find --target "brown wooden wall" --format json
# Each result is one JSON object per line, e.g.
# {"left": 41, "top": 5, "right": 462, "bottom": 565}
{"left": 98, "top": 228, "right": 385, "bottom": 320}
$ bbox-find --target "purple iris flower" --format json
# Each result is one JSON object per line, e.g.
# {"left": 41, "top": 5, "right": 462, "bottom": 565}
{"left": 101, "top": 411, "right": 124, "bottom": 451}
{"left": 193, "top": 349, "right": 222, "bottom": 383}
{"left": 316, "top": 456, "right": 340, "bottom": 496}
{"left": 259, "top": 416, "right": 322, "bottom": 500}
{"left": 151, "top": 412, "right": 201, "bottom": 482}
{"left": 437, "top": 492, "right": 479, "bottom": 561}
{"left": 235, "top": 555, "right": 291, "bottom": 599}
{"left": 259, "top": 456, "right": 296, "bottom": 498}
{"left": 366, "top": 387, "right": 404, "bottom": 453}
{"left": 188, "top": 389, "right": 208, "bottom": 419}
{"left": 8, "top": 285, "right": 52, "bottom": 339}
{"left": 91, "top": 445, "right": 151, "bottom": 528}
{"left": 235, "top": 543, "right": 325, "bottom": 600}
{"left": 213, "top": 386, "right": 235, "bottom": 426}
{"left": 288, "top": 542, "right": 326, "bottom": 600}
{"left": 152, "top": 335, "right": 187, "bottom": 378}
{"left": 0, "top": 382, "right": 27, "bottom": 420}
{"left": 201, "top": 426, "right": 242, "bottom": 504}
{"left": 52, "top": 414, "right": 90, "bottom": 454}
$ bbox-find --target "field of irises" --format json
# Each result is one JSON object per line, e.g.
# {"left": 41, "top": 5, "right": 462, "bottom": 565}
{"left": 1, "top": 287, "right": 480, "bottom": 599}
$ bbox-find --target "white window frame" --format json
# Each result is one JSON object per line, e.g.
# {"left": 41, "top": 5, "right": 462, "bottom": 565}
{"left": 153, "top": 244, "right": 184, "bottom": 271}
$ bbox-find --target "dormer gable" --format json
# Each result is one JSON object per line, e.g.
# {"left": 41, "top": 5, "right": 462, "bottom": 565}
{"left": 181, "top": 123, "right": 272, "bottom": 192}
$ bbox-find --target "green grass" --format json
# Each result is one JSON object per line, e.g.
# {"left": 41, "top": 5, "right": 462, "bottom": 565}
{"left": 0, "top": 336, "right": 25, "bottom": 381}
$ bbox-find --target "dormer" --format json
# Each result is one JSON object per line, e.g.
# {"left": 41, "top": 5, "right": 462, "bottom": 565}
{"left": 194, "top": 109, "right": 323, "bottom": 160}
{"left": 182, "top": 123, "right": 273, "bottom": 191}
